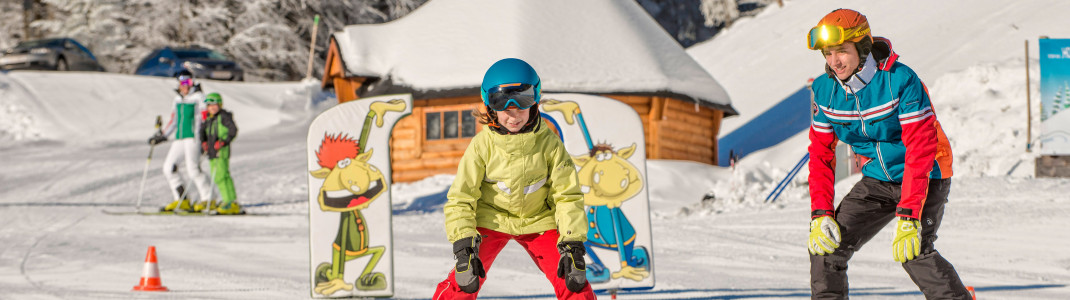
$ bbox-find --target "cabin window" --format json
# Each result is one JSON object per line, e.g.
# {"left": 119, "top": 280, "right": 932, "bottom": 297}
{"left": 461, "top": 110, "right": 476, "bottom": 137}
{"left": 425, "top": 109, "right": 477, "bottom": 140}
{"left": 425, "top": 112, "right": 441, "bottom": 140}
{"left": 443, "top": 111, "right": 458, "bottom": 138}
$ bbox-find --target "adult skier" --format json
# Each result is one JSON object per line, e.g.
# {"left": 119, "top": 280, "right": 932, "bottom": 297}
{"left": 198, "top": 92, "right": 241, "bottom": 215}
{"left": 148, "top": 70, "right": 216, "bottom": 212}
{"left": 804, "top": 9, "right": 971, "bottom": 299}
{"left": 432, "top": 58, "right": 595, "bottom": 299}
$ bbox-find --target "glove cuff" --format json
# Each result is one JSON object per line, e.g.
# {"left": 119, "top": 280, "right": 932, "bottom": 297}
{"left": 895, "top": 207, "right": 917, "bottom": 219}
{"left": 811, "top": 209, "right": 835, "bottom": 219}
{"left": 557, "top": 241, "right": 585, "bottom": 256}
{"left": 453, "top": 236, "right": 481, "bottom": 259}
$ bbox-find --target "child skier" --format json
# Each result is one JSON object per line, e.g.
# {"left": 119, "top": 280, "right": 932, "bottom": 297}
{"left": 148, "top": 70, "right": 216, "bottom": 212}
{"left": 432, "top": 58, "right": 595, "bottom": 300}
{"left": 198, "top": 92, "right": 241, "bottom": 215}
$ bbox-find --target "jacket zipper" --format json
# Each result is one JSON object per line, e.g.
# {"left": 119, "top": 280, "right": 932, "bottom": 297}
{"left": 848, "top": 87, "right": 893, "bottom": 181}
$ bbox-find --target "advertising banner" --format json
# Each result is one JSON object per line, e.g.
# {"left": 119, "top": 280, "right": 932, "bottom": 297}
{"left": 1039, "top": 38, "right": 1070, "bottom": 154}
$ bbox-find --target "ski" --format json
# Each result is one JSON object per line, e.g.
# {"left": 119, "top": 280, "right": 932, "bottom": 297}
{"left": 101, "top": 209, "right": 285, "bottom": 216}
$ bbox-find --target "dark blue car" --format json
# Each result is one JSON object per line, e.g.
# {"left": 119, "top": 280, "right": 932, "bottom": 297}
{"left": 135, "top": 46, "right": 244, "bottom": 81}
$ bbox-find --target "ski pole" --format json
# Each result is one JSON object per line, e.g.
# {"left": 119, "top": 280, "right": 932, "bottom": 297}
{"left": 135, "top": 116, "right": 163, "bottom": 212}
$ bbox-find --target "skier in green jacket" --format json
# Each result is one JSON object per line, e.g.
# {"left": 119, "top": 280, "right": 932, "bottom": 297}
{"left": 198, "top": 92, "right": 241, "bottom": 215}
{"left": 432, "top": 58, "right": 594, "bottom": 300}
{"left": 149, "top": 71, "right": 216, "bottom": 212}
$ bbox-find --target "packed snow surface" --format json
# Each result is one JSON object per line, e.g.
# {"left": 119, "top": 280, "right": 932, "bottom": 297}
{"left": 3, "top": 0, "right": 1070, "bottom": 299}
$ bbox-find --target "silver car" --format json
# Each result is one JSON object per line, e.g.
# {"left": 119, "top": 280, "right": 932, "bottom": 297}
{"left": 0, "top": 38, "right": 105, "bottom": 72}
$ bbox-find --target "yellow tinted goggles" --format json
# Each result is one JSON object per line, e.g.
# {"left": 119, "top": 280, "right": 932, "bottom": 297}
{"left": 807, "top": 25, "right": 869, "bottom": 50}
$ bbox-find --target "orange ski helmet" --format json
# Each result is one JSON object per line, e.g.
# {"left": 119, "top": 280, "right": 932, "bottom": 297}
{"left": 807, "top": 8, "right": 872, "bottom": 51}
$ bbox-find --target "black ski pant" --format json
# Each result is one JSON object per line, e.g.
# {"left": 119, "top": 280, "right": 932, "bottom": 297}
{"left": 810, "top": 177, "right": 971, "bottom": 300}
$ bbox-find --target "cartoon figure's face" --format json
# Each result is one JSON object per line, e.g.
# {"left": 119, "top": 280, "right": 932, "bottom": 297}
{"left": 311, "top": 133, "right": 386, "bottom": 212}
{"left": 311, "top": 149, "right": 384, "bottom": 212}
{"left": 573, "top": 143, "right": 642, "bottom": 207}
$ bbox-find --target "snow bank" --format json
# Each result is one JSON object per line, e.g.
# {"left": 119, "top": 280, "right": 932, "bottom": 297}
{"left": 0, "top": 71, "right": 332, "bottom": 144}
{"left": 929, "top": 59, "right": 1039, "bottom": 177}
{"left": 691, "top": 0, "right": 1070, "bottom": 136}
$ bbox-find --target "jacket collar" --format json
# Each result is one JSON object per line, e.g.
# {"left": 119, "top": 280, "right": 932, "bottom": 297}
{"left": 872, "top": 37, "right": 899, "bottom": 71}
{"left": 836, "top": 53, "right": 877, "bottom": 93}
{"left": 488, "top": 121, "right": 546, "bottom": 155}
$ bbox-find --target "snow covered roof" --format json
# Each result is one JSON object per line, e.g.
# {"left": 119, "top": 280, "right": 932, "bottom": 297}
{"left": 330, "top": 0, "right": 736, "bottom": 115}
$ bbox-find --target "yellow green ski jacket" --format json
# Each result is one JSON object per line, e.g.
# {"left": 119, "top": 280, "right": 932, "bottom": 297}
{"left": 444, "top": 123, "right": 587, "bottom": 243}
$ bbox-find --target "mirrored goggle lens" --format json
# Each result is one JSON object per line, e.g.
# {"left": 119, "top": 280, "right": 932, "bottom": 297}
{"left": 486, "top": 83, "right": 537, "bottom": 111}
{"left": 807, "top": 25, "right": 844, "bottom": 50}
{"left": 179, "top": 78, "right": 193, "bottom": 86}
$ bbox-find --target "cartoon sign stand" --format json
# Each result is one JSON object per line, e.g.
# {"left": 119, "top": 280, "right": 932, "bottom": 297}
{"left": 307, "top": 94, "right": 412, "bottom": 298}
{"left": 540, "top": 94, "right": 654, "bottom": 292}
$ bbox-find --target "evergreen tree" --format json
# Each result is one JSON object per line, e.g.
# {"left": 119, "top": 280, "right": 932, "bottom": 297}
{"left": 1053, "top": 88, "right": 1063, "bottom": 118}
{"left": 1063, "top": 82, "right": 1070, "bottom": 111}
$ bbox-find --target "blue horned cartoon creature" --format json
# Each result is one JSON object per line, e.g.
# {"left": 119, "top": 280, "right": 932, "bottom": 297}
{"left": 542, "top": 99, "right": 651, "bottom": 283}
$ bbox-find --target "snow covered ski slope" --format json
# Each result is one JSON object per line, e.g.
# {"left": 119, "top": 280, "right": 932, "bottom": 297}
{"left": 3, "top": 0, "right": 1070, "bottom": 299}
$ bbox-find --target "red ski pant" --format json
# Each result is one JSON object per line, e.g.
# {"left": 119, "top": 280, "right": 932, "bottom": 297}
{"left": 433, "top": 228, "right": 596, "bottom": 300}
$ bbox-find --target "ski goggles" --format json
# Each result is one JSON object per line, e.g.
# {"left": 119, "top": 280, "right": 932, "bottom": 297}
{"left": 484, "top": 83, "right": 538, "bottom": 111}
{"left": 807, "top": 24, "right": 870, "bottom": 50}
{"left": 178, "top": 75, "right": 193, "bottom": 86}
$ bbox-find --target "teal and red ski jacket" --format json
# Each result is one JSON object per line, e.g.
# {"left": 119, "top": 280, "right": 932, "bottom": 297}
{"left": 808, "top": 37, "right": 954, "bottom": 220}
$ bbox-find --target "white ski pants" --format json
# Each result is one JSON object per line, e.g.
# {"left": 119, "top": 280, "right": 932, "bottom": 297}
{"left": 162, "top": 138, "right": 216, "bottom": 202}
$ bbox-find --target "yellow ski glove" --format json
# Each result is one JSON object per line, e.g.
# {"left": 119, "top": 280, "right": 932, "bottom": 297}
{"left": 892, "top": 218, "right": 922, "bottom": 263}
{"left": 808, "top": 215, "right": 841, "bottom": 255}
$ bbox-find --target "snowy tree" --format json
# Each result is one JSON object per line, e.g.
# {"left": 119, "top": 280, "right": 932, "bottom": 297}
{"left": 0, "top": 1, "right": 26, "bottom": 49}
{"left": 1054, "top": 89, "right": 1063, "bottom": 118}
{"left": 2, "top": 0, "right": 768, "bottom": 81}
{"left": 29, "top": 0, "right": 128, "bottom": 71}
{"left": 700, "top": 0, "right": 739, "bottom": 27}
{"left": 1064, "top": 83, "right": 1070, "bottom": 111}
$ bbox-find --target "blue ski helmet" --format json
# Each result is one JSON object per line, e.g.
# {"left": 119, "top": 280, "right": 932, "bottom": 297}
{"left": 480, "top": 58, "right": 541, "bottom": 111}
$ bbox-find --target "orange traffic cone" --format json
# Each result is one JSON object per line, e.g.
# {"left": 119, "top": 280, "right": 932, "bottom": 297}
{"left": 132, "top": 246, "right": 169, "bottom": 291}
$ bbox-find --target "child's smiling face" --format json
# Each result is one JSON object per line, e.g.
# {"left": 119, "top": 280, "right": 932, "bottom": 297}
{"left": 496, "top": 107, "right": 530, "bottom": 133}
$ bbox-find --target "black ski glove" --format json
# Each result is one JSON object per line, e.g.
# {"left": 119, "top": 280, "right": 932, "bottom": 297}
{"left": 453, "top": 236, "right": 485, "bottom": 294}
{"left": 148, "top": 133, "right": 167, "bottom": 145}
{"left": 556, "top": 241, "right": 587, "bottom": 293}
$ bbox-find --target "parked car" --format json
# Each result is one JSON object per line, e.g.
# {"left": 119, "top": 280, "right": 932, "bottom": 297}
{"left": 0, "top": 38, "right": 105, "bottom": 72}
{"left": 135, "top": 46, "right": 244, "bottom": 81}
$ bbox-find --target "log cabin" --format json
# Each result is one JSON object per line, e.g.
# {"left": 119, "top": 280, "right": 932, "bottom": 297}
{"left": 321, "top": 0, "right": 738, "bottom": 183}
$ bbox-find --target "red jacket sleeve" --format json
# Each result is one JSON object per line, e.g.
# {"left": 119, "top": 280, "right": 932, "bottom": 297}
{"left": 808, "top": 111, "right": 837, "bottom": 218}
{"left": 896, "top": 83, "right": 938, "bottom": 219}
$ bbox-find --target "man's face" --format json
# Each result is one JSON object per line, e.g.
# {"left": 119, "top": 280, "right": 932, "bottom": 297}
{"left": 179, "top": 84, "right": 190, "bottom": 96}
{"left": 207, "top": 103, "right": 220, "bottom": 115}
{"left": 822, "top": 42, "right": 860, "bottom": 81}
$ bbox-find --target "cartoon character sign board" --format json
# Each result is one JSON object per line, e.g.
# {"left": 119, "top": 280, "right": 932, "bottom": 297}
{"left": 540, "top": 93, "right": 654, "bottom": 291}
{"left": 307, "top": 94, "right": 412, "bottom": 298}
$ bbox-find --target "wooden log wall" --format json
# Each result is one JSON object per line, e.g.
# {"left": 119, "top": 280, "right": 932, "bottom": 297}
{"left": 324, "top": 89, "right": 724, "bottom": 182}
{"left": 390, "top": 96, "right": 484, "bottom": 183}
{"left": 321, "top": 39, "right": 363, "bottom": 103}
{"left": 388, "top": 95, "right": 722, "bottom": 182}
{"left": 602, "top": 95, "right": 722, "bottom": 165}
